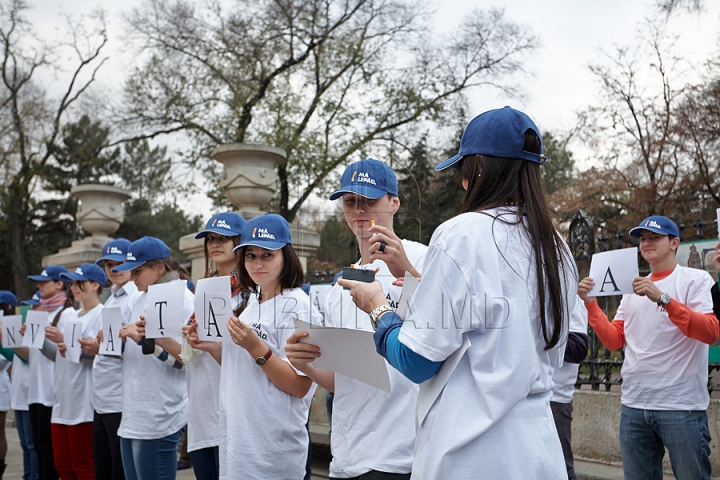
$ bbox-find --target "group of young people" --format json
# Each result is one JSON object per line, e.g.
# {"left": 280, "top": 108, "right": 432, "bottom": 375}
{"left": 0, "top": 105, "right": 717, "bottom": 480}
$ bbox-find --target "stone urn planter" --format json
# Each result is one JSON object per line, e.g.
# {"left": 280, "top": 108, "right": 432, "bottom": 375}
{"left": 72, "top": 184, "right": 132, "bottom": 236}
{"left": 42, "top": 184, "right": 132, "bottom": 270}
{"left": 212, "top": 143, "right": 285, "bottom": 219}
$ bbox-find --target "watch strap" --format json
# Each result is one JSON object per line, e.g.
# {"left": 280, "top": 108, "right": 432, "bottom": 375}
{"left": 369, "top": 304, "right": 394, "bottom": 330}
{"left": 255, "top": 348, "right": 273, "bottom": 366}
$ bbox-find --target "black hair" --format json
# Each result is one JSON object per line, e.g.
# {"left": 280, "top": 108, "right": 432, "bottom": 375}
{"left": 203, "top": 234, "right": 242, "bottom": 278}
{"left": 74, "top": 280, "right": 104, "bottom": 297}
{"left": 236, "top": 244, "right": 304, "bottom": 295}
{"left": 145, "top": 257, "right": 189, "bottom": 281}
{"left": 456, "top": 129, "right": 573, "bottom": 350}
{"left": 0, "top": 303, "right": 13, "bottom": 316}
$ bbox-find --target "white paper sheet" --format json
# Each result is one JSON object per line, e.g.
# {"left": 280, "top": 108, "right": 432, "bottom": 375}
{"left": 396, "top": 272, "right": 420, "bottom": 320}
{"left": 194, "top": 276, "right": 232, "bottom": 342}
{"left": 294, "top": 318, "right": 391, "bottom": 392}
{"left": 64, "top": 319, "right": 84, "bottom": 364}
{"left": 417, "top": 334, "right": 471, "bottom": 426}
{"left": 23, "top": 310, "right": 48, "bottom": 348}
{"left": 145, "top": 281, "right": 187, "bottom": 339}
{"left": 100, "top": 307, "right": 124, "bottom": 357}
{"left": 1, "top": 314, "right": 23, "bottom": 348}
{"left": 588, "top": 247, "right": 639, "bottom": 297}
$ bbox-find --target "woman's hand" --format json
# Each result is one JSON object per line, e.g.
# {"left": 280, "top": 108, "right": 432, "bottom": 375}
{"left": 713, "top": 238, "right": 720, "bottom": 274}
{"left": 227, "top": 316, "right": 265, "bottom": 355}
{"left": 78, "top": 334, "right": 100, "bottom": 356}
{"left": 119, "top": 320, "right": 142, "bottom": 343}
{"left": 578, "top": 277, "right": 596, "bottom": 305}
{"left": 285, "top": 331, "right": 321, "bottom": 372}
{"left": 45, "top": 326, "right": 63, "bottom": 344}
{"left": 336, "top": 279, "right": 389, "bottom": 314}
{"left": 57, "top": 342, "right": 67, "bottom": 357}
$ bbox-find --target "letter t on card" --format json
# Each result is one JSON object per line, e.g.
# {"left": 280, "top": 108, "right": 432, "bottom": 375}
{"left": 145, "top": 281, "right": 187, "bottom": 339}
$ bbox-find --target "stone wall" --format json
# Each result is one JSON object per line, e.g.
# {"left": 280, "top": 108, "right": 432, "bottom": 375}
{"left": 572, "top": 390, "right": 720, "bottom": 473}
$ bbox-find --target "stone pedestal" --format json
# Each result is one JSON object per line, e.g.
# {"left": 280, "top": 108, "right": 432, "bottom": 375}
{"left": 42, "top": 184, "right": 131, "bottom": 269}
{"left": 181, "top": 143, "right": 320, "bottom": 281}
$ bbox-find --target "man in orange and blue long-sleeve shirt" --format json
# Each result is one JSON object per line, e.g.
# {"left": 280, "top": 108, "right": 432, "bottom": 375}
{"left": 578, "top": 215, "right": 719, "bottom": 480}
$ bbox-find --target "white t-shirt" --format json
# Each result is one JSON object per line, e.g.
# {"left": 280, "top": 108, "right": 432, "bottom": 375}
{"left": 219, "top": 288, "right": 320, "bottom": 480}
{"left": 28, "top": 306, "right": 74, "bottom": 407}
{"left": 0, "top": 358, "right": 11, "bottom": 412}
{"left": 94, "top": 281, "right": 140, "bottom": 414}
{"left": 117, "top": 282, "right": 193, "bottom": 440}
{"left": 325, "top": 239, "right": 426, "bottom": 478}
{"left": 398, "top": 209, "right": 576, "bottom": 479}
{"left": 186, "top": 340, "right": 221, "bottom": 452}
{"left": 615, "top": 265, "right": 715, "bottom": 410}
{"left": 52, "top": 304, "right": 103, "bottom": 425}
{"left": 10, "top": 353, "right": 30, "bottom": 411}
{"left": 551, "top": 300, "right": 589, "bottom": 404}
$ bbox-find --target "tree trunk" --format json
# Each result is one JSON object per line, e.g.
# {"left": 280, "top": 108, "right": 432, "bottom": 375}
{"left": 8, "top": 183, "right": 29, "bottom": 300}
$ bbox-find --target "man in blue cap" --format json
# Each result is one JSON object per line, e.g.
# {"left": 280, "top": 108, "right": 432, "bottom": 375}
{"left": 287, "top": 158, "right": 427, "bottom": 479}
{"left": 579, "top": 215, "right": 719, "bottom": 480}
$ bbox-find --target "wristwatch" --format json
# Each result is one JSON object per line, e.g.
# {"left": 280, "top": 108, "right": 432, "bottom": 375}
{"left": 657, "top": 292, "right": 671, "bottom": 307}
{"left": 369, "top": 304, "right": 394, "bottom": 331}
{"left": 255, "top": 348, "right": 273, "bottom": 366}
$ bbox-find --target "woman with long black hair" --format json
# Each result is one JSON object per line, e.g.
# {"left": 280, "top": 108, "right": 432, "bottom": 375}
{"left": 339, "top": 107, "right": 579, "bottom": 478}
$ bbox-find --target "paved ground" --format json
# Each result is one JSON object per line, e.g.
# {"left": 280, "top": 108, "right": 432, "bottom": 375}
{"left": 1, "top": 423, "right": 332, "bottom": 479}
{"left": 3, "top": 422, "right": 685, "bottom": 480}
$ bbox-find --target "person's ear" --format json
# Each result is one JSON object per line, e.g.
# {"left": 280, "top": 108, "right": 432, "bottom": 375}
{"left": 390, "top": 195, "right": 400, "bottom": 215}
{"left": 670, "top": 236, "right": 680, "bottom": 251}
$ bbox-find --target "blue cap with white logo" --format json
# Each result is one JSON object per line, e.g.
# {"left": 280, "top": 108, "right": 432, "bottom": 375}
{"left": 328, "top": 158, "right": 398, "bottom": 200}
{"left": 235, "top": 214, "right": 292, "bottom": 251}
{"left": 112, "top": 236, "right": 171, "bottom": 272}
{"left": 629, "top": 216, "right": 680, "bottom": 238}
{"left": 28, "top": 265, "right": 72, "bottom": 283}
{"left": 61, "top": 263, "right": 108, "bottom": 286}
{"left": 435, "top": 106, "right": 548, "bottom": 171}
{"left": 21, "top": 290, "right": 41, "bottom": 306}
{"left": 0, "top": 291, "right": 18, "bottom": 307}
{"left": 195, "top": 212, "right": 246, "bottom": 239}
{"left": 96, "top": 238, "right": 132, "bottom": 264}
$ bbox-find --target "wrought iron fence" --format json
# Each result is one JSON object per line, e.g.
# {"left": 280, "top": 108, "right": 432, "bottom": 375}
{"left": 569, "top": 210, "right": 720, "bottom": 393}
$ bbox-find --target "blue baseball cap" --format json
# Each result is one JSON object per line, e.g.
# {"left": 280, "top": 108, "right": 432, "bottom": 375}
{"left": 0, "top": 291, "right": 18, "bottom": 307}
{"left": 328, "top": 158, "right": 398, "bottom": 200}
{"left": 112, "top": 236, "right": 171, "bottom": 272}
{"left": 61, "top": 264, "right": 108, "bottom": 286}
{"left": 629, "top": 216, "right": 680, "bottom": 238}
{"left": 28, "top": 265, "right": 71, "bottom": 283}
{"left": 235, "top": 214, "right": 292, "bottom": 251}
{"left": 21, "top": 290, "right": 41, "bottom": 306}
{"left": 435, "top": 106, "right": 548, "bottom": 171}
{"left": 195, "top": 212, "right": 246, "bottom": 239}
{"left": 96, "top": 238, "right": 132, "bottom": 264}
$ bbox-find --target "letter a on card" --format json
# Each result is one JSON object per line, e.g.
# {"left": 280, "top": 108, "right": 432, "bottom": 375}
{"left": 100, "top": 307, "right": 123, "bottom": 357}
{"left": 145, "top": 281, "right": 187, "bottom": 339}
{"left": 194, "top": 276, "right": 232, "bottom": 342}
{"left": 23, "top": 310, "right": 49, "bottom": 348}
{"left": 2, "top": 315, "right": 23, "bottom": 348}
{"left": 588, "top": 247, "right": 639, "bottom": 297}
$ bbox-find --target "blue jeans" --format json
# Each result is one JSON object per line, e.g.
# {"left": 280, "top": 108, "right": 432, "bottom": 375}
{"left": 620, "top": 405, "right": 711, "bottom": 480}
{"left": 120, "top": 427, "right": 184, "bottom": 480}
{"left": 15, "top": 410, "right": 39, "bottom": 480}
{"left": 189, "top": 446, "right": 218, "bottom": 480}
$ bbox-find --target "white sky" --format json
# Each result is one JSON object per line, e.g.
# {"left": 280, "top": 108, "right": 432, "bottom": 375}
{"left": 21, "top": 0, "right": 720, "bottom": 220}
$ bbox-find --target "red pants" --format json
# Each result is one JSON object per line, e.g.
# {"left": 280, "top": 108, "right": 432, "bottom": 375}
{"left": 51, "top": 422, "right": 94, "bottom": 480}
